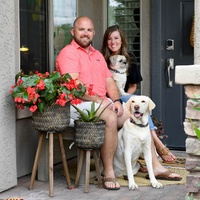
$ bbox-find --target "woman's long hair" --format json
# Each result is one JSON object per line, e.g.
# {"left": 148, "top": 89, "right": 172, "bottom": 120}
{"left": 101, "top": 25, "right": 131, "bottom": 66}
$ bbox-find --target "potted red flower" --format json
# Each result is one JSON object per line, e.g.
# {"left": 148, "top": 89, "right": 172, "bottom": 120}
{"left": 10, "top": 70, "right": 86, "bottom": 113}
{"left": 10, "top": 70, "right": 87, "bottom": 131}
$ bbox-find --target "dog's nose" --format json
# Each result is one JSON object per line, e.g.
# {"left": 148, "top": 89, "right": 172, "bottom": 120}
{"left": 134, "top": 105, "right": 140, "bottom": 110}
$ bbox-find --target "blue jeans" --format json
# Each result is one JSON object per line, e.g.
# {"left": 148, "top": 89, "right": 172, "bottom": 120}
{"left": 120, "top": 94, "right": 156, "bottom": 130}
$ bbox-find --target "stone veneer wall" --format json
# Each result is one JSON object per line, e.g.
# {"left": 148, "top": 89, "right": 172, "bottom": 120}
{"left": 184, "top": 85, "right": 200, "bottom": 198}
{"left": 176, "top": 65, "right": 200, "bottom": 199}
{"left": 176, "top": 0, "right": 200, "bottom": 198}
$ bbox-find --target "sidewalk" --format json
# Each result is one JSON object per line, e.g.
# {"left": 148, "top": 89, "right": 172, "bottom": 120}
{"left": 0, "top": 151, "right": 187, "bottom": 200}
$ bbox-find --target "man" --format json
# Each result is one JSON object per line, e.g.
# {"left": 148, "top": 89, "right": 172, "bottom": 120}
{"left": 56, "top": 16, "right": 125, "bottom": 190}
{"left": 56, "top": 16, "right": 181, "bottom": 190}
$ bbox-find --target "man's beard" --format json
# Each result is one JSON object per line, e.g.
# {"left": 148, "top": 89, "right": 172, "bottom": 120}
{"left": 74, "top": 36, "right": 92, "bottom": 48}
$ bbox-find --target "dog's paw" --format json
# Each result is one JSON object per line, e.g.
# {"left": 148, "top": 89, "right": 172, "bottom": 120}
{"left": 151, "top": 181, "right": 163, "bottom": 189}
{"left": 128, "top": 182, "right": 138, "bottom": 190}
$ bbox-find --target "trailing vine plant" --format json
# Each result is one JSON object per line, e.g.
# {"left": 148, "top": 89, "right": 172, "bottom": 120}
{"left": 189, "top": 95, "right": 200, "bottom": 139}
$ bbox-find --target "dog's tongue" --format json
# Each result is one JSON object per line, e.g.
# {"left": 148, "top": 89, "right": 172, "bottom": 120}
{"left": 134, "top": 112, "right": 142, "bottom": 118}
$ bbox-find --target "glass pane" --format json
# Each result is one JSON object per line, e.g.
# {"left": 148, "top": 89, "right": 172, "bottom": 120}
{"left": 20, "top": 0, "right": 46, "bottom": 12}
{"left": 53, "top": 0, "right": 76, "bottom": 68}
{"left": 20, "top": 0, "right": 47, "bottom": 73}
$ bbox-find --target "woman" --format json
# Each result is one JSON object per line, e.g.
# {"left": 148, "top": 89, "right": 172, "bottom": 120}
{"left": 101, "top": 25, "right": 176, "bottom": 164}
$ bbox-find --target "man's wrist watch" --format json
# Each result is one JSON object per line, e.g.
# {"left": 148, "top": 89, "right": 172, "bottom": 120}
{"left": 113, "top": 98, "right": 123, "bottom": 104}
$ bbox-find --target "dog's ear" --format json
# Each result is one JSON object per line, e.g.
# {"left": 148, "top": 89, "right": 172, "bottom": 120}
{"left": 109, "top": 56, "right": 117, "bottom": 66}
{"left": 148, "top": 98, "right": 156, "bottom": 111}
{"left": 125, "top": 97, "right": 133, "bottom": 113}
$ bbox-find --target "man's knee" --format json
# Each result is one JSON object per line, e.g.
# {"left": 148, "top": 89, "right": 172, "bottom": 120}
{"left": 105, "top": 111, "right": 118, "bottom": 125}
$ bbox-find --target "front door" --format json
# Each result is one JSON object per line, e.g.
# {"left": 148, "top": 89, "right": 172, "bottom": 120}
{"left": 151, "top": 0, "right": 194, "bottom": 149}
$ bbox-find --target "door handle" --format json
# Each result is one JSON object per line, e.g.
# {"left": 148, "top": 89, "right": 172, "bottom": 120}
{"left": 167, "top": 58, "right": 174, "bottom": 87}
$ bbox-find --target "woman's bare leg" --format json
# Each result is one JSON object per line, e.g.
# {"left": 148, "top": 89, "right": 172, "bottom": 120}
{"left": 151, "top": 130, "right": 176, "bottom": 162}
{"left": 151, "top": 135, "right": 181, "bottom": 179}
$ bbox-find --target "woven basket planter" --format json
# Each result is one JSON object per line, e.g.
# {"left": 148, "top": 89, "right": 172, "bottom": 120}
{"left": 74, "top": 120, "right": 106, "bottom": 149}
{"left": 32, "top": 103, "right": 70, "bottom": 132}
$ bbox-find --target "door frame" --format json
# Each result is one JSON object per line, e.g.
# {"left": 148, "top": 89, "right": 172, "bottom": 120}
{"left": 151, "top": 0, "right": 165, "bottom": 119}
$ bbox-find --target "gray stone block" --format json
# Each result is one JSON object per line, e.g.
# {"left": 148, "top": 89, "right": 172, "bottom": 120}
{"left": 184, "top": 120, "right": 200, "bottom": 137}
{"left": 186, "top": 99, "right": 200, "bottom": 120}
{"left": 185, "top": 85, "right": 200, "bottom": 99}
{"left": 186, "top": 138, "right": 200, "bottom": 155}
{"left": 186, "top": 155, "right": 200, "bottom": 171}
{"left": 186, "top": 172, "right": 200, "bottom": 193}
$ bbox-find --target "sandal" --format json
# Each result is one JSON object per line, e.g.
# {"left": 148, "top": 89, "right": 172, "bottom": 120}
{"left": 157, "top": 147, "right": 176, "bottom": 163}
{"left": 103, "top": 177, "right": 120, "bottom": 190}
{"left": 123, "top": 161, "right": 147, "bottom": 180}
{"left": 138, "top": 161, "right": 148, "bottom": 173}
{"left": 146, "top": 170, "right": 182, "bottom": 181}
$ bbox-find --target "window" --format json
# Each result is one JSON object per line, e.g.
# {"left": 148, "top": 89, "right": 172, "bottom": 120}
{"left": 53, "top": 0, "right": 76, "bottom": 69}
{"left": 20, "top": 0, "right": 48, "bottom": 73}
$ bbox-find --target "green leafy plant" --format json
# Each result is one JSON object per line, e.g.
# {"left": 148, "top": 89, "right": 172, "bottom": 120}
{"left": 10, "top": 71, "right": 86, "bottom": 113}
{"left": 190, "top": 96, "right": 200, "bottom": 139}
{"left": 190, "top": 118, "right": 200, "bottom": 139}
{"left": 185, "top": 193, "right": 194, "bottom": 200}
{"left": 71, "top": 100, "right": 111, "bottom": 122}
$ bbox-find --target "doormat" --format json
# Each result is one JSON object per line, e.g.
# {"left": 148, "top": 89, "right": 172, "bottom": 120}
{"left": 66, "top": 157, "right": 189, "bottom": 187}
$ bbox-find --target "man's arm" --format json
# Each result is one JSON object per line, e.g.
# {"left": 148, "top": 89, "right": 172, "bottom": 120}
{"left": 106, "top": 77, "right": 123, "bottom": 117}
{"left": 106, "top": 77, "right": 120, "bottom": 101}
{"left": 69, "top": 72, "right": 104, "bottom": 103}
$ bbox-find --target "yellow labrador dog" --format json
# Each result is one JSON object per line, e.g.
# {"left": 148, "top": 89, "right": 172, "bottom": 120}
{"left": 114, "top": 95, "right": 163, "bottom": 190}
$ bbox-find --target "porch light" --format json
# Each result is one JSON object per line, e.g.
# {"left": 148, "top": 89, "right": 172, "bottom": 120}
{"left": 20, "top": 45, "right": 29, "bottom": 52}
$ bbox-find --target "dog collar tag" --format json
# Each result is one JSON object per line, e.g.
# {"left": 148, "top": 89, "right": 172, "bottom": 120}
{"left": 130, "top": 117, "right": 149, "bottom": 128}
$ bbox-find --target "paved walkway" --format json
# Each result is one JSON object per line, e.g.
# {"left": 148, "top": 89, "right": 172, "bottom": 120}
{"left": 0, "top": 151, "right": 188, "bottom": 200}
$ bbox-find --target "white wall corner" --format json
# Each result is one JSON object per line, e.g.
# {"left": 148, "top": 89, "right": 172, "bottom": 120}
{"left": 0, "top": 0, "right": 18, "bottom": 191}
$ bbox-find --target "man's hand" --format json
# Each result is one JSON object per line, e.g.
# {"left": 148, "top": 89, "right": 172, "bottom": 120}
{"left": 113, "top": 101, "right": 123, "bottom": 117}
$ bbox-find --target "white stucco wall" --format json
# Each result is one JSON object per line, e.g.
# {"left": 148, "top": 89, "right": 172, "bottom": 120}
{"left": 0, "top": 0, "right": 18, "bottom": 191}
{"left": 77, "top": 0, "right": 104, "bottom": 50}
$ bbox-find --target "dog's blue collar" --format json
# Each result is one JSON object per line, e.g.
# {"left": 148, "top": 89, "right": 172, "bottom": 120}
{"left": 130, "top": 117, "right": 149, "bottom": 128}
{"left": 110, "top": 69, "right": 126, "bottom": 74}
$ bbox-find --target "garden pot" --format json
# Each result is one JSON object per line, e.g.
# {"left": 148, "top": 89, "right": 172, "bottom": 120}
{"left": 32, "top": 103, "right": 70, "bottom": 132}
{"left": 74, "top": 120, "right": 106, "bottom": 149}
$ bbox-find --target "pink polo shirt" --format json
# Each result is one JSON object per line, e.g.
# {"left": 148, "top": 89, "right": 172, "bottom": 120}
{"left": 56, "top": 39, "right": 112, "bottom": 98}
